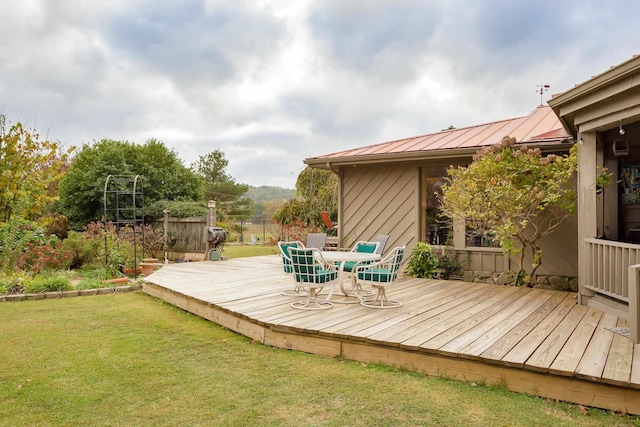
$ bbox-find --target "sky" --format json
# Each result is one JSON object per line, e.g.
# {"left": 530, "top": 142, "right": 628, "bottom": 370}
{"left": 1, "top": 1, "right": 639, "bottom": 189}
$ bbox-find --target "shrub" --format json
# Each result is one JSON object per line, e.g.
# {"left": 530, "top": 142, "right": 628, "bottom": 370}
{"left": 42, "top": 213, "right": 69, "bottom": 240}
{"left": 0, "top": 272, "right": 30, "bottom": 295}
{"left": 83, "top": 221, "right": 164, "bottom": 261}
{"left": 62, "top": 231, "right": 104, "bottom": 268}
{"left": 24, "top": 272, "right": 71, "bottom": 293}
{"left": 433, "top": 246, "right": 463, "bottom": 279}
{"left": 117, "top": 224, "right": 165, "bottom": 259}
{"left": 14, "top": 240, "right": 74, "bottom": 274}
{"left": 98, "top": 235, "right": 137, "bottom": 278}
{"left": 406, "top": 242, "right": 440, "bottom": 279}
{"left": 75, "top": 277, "right": 106, "bottom": 290}
{"left": 145, "top": 200, "right": 207, "bottom": 220}
{"left": 0, "top": 217, "right": 74, "bottom": 274}
{"left": 278, "top": 220, "right": 321, "bottom": 243}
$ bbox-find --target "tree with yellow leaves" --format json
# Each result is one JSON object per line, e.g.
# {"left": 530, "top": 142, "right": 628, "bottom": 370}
{"left": 0, "top": 115, "right": 74, "bottom": 222}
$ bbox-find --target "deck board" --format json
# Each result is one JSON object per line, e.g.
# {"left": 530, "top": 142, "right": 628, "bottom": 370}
{"left": 500, "top": 293, "right": 577, "bottom": 368}
{"left": 549, "top": 307, "right": 603, "bottom": 377}
{"left": 602, "top": 318, "right": 634, "bottom": 386}
{"left": 438, "top": 287, "right": 540, "bottom": 358}
{"left": 142, "top": 255, "right": 640, "bottom": 415}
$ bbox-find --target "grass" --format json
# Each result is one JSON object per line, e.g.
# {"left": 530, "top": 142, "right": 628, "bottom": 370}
{"left": 222, "top": 243, "right": 280, "bottom": 258}
{"left": 1, "top": 293, "right": 638, "bottom": 426}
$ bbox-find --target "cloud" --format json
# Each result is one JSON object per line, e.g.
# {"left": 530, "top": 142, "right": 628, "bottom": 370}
{"left": 1, "top": 0, "right": 639, "bottom": 189}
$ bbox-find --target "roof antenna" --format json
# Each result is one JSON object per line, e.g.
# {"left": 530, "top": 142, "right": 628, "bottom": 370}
{"left": 536, "top": 84, "right": 550, "bottom": 106}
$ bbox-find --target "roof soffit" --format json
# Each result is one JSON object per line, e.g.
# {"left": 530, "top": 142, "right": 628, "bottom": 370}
{"left": 549, "top": 55, "right": 640, "bottom": 133}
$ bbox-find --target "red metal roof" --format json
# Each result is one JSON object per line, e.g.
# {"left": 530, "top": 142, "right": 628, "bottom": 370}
{"left": 305, "top": 106, "right": 572, "bottom": 165}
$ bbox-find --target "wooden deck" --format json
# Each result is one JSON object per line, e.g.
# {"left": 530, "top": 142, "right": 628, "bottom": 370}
{"left": 142, "top": 255, "right": 640, "bottom": 415}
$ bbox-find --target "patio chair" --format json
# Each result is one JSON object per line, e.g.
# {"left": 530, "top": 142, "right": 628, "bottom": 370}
{"left": 289, "top": 247, "right": 338, "bottom": 310}
{"left": 355, "top": 246, "right": 406, "bottom": 309}
{"left": 277, "top": 241, "right": 307, "bottom": 296}
{"left": 341, "top": 241, "right": 380, "bottom": 274}
{"left": 321, "top": 211, "right": 338, "bottom": 236}
{"left": 306, "top": 233, "right": 327, "bottom": 250}
{"left": 341, "top": 241, "right": 380, "bottom": 298}
{"left": 373, "top": 234, "right": 390, "bottom": 256}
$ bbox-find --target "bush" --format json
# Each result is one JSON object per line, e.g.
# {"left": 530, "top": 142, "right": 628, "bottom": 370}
{"left": 14, "top": 240, "right": 74, "bottom": 274}
{"left": 406, "top": 243, "right": 464, "bottom": 279}
{"left": 42, "top": 213, "right": 69, "bottom": 240}
{"left": 0, "top": 218, "right": 49, "bottom": 272}
{"left": 145, "top": 200, "right": 207, "bottom": 220}
{"left": 62, "top": 231, "right": 104, "bottom": 268}
{"left": 406, "top": 242, "right": 440, "bottom": 279}
{"left": 24, "top": 272, "right": 71, "bottom": 293}
{"left": 0, "top": 272, "right": 30, "bottom": 295}
{"left": 98, "top": 236, "right": 136, "bottom": 279}
{"left": 433, "top": 246, "right": 463, "bottom": 279}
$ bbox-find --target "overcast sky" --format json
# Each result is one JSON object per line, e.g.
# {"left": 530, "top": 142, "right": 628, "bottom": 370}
{"left": 1, "top": 1, "right": 638, "bottom": 189}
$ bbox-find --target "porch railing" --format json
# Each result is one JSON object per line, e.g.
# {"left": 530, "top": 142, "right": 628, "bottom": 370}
{"left": 583, "top": 238, "right": 640, "bottom": 303}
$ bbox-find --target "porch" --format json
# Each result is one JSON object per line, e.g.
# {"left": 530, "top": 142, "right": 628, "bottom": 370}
{"left": 142, "top": 255, "right": 640, "bottom": 415}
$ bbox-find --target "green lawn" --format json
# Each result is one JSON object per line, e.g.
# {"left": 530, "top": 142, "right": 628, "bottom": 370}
{"left": 222, "top": 243, "right": 280, "bottom": 258}
{"left": 1, "top": 293, "right": 638, "bottom": 426}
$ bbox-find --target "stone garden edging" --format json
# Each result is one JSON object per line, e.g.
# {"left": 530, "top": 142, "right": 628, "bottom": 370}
{"left": 0, "top": 284, "right": 143, "bottom": 302}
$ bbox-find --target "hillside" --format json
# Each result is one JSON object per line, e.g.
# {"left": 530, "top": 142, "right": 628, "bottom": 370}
{"left": 244, "top": 185, "right": 295, "bottom": 202}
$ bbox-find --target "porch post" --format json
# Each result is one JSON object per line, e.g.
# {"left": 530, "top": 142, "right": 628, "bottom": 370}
{"left": 577, "top": 131, "right": 598, "bottom": 305}
{"left": 452, "top": 217, "right": 466, "bottom": 249}
{"left": 629, "top": 264, "right": 640, "bottom": 343}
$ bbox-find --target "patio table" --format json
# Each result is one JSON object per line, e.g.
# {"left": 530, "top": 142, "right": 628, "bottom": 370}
{"left": 319, "top": 251, "right": 381, "bottom": 301}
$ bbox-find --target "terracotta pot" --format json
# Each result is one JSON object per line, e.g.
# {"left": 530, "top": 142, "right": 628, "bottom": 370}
{"left": 121, "top": 266, "right": 143, "bottom": 276}
{"left": 102, "top": 277, "right": 130, "bottom": 285}
{"left": 140, "top": 263, "right": 155, "bottom": 276}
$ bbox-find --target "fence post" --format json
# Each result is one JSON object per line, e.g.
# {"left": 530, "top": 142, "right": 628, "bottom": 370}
{"left": 629, "top": 264, "right": 640, "bottom": 343}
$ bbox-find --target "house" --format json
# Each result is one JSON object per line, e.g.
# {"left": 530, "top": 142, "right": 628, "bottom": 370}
{"left": 304, "top": 105, "right": 577, "bottom": 285}
{"left": 306, "top": 54, "right": 640, "bottom": 341}
{"left": 548, "top": 54, "right": 640, "bottom": 335}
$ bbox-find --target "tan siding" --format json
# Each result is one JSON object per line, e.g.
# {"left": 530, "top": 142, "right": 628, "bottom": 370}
{"left": 464, "top": 216, "right": 578, "bottom": 278}
{"left": 341, "top": 165, "right": 420, "bottom": 257}
{"left": 529, "top": 216, "right": 578, "bottom": 277}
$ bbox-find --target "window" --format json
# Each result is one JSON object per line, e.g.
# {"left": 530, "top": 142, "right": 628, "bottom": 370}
{"left": 421, "top": 166, "right": 451, "bottom": 245}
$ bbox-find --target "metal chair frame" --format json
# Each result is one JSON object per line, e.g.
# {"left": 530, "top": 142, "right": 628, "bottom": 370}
{"left": 277, "top": 241, "right": 307, "bottom": 296}
{"left": 289, "top": 247, "right": 338, "bottom": 310}
{"left": 355, "top": 246, "right": 406, "bottom": 309}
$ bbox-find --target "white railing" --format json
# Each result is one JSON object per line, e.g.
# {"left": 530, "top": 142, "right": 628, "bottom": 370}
{"left": 583, "top": 238, "right": 640, "bottom": 303}
{"left": 629, "top": 264, "right": 640, "bottom": 343}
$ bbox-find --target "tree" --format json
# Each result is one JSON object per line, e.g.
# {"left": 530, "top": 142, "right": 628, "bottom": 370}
{"left": 191, "top": 150, "right": 252, "bottom": 222}
{"left": 274, "top": 167, "right": 338, "bottom": 228}
{"left": 58, "top": 139, "right": 202, "bottom": 229}
{"left": 440, "top": 136, "right": 577, "bottom": 285}
{"left": 0, "top": 115, "right": 74, "bottom": 222}
{"left": 191, "top": 150, "right": 248, "bottom": 203}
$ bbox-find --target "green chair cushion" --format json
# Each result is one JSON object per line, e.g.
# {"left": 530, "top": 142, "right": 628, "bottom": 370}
{"left": 280, "top": 242, "right": 301, "bottom": 272}
{"left": 358, "top": 268, "right": 394, "bottom": 283}
{"left": 342, "top": 242, "right": 378, "bottom": 272}
{"left": 342, "top": 261, "right": 357, "bottom": 272}
{"left": 295, "top": 268, "right": 337, "bottom": 283}
{"left": 357, "top": 242, "right": 377, "bottom": 253}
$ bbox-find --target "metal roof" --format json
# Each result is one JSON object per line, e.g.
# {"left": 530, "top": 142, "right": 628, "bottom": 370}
{"left": 305, "top": 105, "right": 572, "bottom": 167}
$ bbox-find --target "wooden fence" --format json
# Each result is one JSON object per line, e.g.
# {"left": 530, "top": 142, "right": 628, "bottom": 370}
{"left": 151, "top": 217, "right": 282, "bottom": 251}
